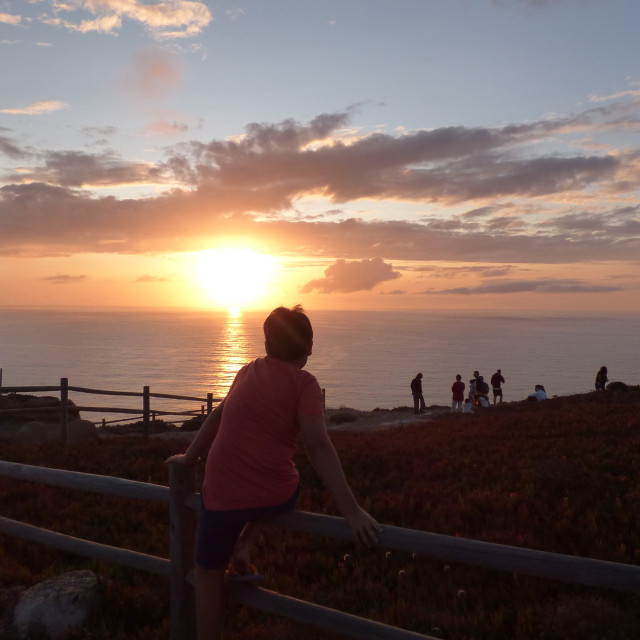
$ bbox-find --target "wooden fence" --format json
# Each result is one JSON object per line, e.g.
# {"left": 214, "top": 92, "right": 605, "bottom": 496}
{"left": 0, "top": 379, "right": 222, "bottom": 441}
{"left": 0, "top": 459, "right": 640, "bottom": 640}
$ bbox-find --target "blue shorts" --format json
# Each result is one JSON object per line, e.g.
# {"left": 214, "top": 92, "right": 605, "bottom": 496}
{"left": 196, "top": 485, "right": 299, "bottom": 570}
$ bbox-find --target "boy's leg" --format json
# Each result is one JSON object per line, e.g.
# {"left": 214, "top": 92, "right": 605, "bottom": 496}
{"left": 230, "top": 521, "right": 263, "bottom": 575}
{"left": 195, "top": 563, "right": 226, "bottom": 640}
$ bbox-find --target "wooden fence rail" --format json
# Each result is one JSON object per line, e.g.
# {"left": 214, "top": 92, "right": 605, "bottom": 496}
{"left": 0, "top": 380, "right": 223, "bottom": 439}
{"left": 1, "top": 459, "right": 640, "bottom": 639}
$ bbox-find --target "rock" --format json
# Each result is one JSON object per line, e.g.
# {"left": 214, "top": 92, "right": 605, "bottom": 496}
{"left": 606, "top": 381, "right": 628, "bottom": 392}
{"left": 0, "top": 394, "right": 81, "bottom": 425}
{"left": 15, "top": 421, "right": 58, "bottom": 443}
{"left": 181, "top": 415, "right": 204, "bottom": 431}
{"left": 68, "top": 419, "right": 97, "bottom": 442}
{"left": 12, "top": 570, "right": 98, "bottom": 640}
{"left": 0, "top": 422, "right": 21, "bottom": 440}
{"left": 12, "top": 419, "right": 96, "bottom": 444}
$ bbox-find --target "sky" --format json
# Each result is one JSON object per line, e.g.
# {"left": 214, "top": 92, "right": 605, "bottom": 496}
{"left": 1, "top": 0, "right": 640, "bottom": 313}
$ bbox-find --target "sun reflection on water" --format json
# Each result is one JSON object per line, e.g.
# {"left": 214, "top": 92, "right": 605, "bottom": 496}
{"left": 208, "top": 308, "right": 260, "bottom": 400}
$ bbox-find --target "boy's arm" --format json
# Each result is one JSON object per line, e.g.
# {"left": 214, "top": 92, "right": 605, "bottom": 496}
{"left": 165, "top": 399, "right": 226, "bottom": 465}
{"left": 299, "top": 414, "right": 381, "bottom": 546}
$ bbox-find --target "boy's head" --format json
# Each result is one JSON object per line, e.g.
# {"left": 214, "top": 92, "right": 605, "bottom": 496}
{"left": 264, "top": 305, "right": 313, "bottom": 361}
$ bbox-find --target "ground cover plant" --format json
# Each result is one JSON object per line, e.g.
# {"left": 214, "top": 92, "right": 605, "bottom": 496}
{"left": 1, "top": 388, "right": 639, "bottom": 639}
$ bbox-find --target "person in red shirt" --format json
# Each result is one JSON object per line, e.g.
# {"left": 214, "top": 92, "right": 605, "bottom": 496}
{"left": 451, "top": 374, "right": 465, "bottom": 412}
{"left": 167, "top": 305, "right": 380, "bottom": 639}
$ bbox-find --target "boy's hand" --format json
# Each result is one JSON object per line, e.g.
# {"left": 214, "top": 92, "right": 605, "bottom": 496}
{"left": 345, "top": 507, "right": 382, "bottom": 547}
{"left": 165, "top": 453, "right": 191, "bottom": 465}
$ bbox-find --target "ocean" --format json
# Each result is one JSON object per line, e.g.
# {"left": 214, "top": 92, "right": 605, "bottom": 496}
{"left": 1, "top": 308, "right": 638, "bottom": 423}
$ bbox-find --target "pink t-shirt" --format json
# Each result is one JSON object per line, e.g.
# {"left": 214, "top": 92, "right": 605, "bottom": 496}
{"left": 202, "top": 357, "right": 325, "bottom": 511}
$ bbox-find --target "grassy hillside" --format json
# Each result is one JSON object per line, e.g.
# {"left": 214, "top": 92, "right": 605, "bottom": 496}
{"left": 1, "top": 389, "right": 639, "bottom": 639}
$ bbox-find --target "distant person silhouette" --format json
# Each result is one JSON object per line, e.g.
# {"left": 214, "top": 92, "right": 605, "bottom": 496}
{"left": 468, "top": 378, "right": 477, "bottom": 401}
{"left": 595, "top": 366, "right": 608, "bottom": 391}
{"left": 451, "top": 374, "right": 465, "bottom": 412}
{"left": 474, "top": 375, "right": 490, "bottom": 406}
{"left": 410, "top": 373, "right": 427, "bottom": 414}
{"left": 490, "top": 369, "right": 505, "bottom": 404}
{"left": 462, "top": 398, "right": 474, "bottom": 414}
{"left": 527, "top": 384, "right": 547, "bottom": 401}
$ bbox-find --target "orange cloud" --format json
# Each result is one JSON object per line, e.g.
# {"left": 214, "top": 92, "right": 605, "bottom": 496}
{"left": 1, "top": 106, "right": 639, "bottom": 270}
{"left": 0, "top": 100, "right": 68, "bottom": 115}
{"left": 301, "top": 258, "right": 401, "bottom": 293}
{"left": 50, "top": 0, "right": 212, "bottom": 39}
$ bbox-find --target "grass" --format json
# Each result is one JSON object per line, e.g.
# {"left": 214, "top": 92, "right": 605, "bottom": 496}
{"left": 1, "top": 388, "right": 639, "bottom": 639}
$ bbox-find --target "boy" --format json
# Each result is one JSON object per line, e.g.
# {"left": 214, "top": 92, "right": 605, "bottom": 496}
{"left": 166, "top": 305, "right": 381, "bottom": 639}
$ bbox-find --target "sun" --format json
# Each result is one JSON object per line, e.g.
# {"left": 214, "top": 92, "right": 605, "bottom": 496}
{"left": 193, "top": 248, "right": 276, "bottom": 309}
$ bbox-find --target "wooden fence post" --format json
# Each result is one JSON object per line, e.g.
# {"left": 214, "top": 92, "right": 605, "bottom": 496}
{"left": 206, "top": 392, "right": 213, "bottom": 415}
{"left": 169, "top": 462, "right": 197, "bottom": 640}
{"left": 60, "top": 377, "right": 69, "bottom": 444}
{"left": 143, "top": 386, "right": 150, "bottom": 439}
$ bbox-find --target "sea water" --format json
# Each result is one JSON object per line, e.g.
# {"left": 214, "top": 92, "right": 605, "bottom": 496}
{"left": 1, "top": 308, "right": 638, "bottom": 422}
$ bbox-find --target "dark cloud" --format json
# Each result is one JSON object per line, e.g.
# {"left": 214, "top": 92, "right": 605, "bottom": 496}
{"left": 434, "top": 279, "right": 622, "bottom": 295}
{"left": 7, "top": 151, "right": 164, "bottom": 188}
{"left": 300, "top": 258, "right": 401, "bottom": 293}
{"left": 135, "top": 274, "right": 171, "bottom": 282}
{"left": 0, "top": 133, "right": 25, "bottom": 159}
{"left": 42, "top": 274, "right": 86, "bottom": 284}
{"left": 0, "top": 105, "right": 639, "bottom": 265}
{"left": 81, "top": 126, "right": 118, "bottom": 138}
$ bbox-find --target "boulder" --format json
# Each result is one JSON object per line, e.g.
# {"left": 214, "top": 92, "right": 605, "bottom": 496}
{"left": 181, "top": 415, "right": 205, "bottom": 432}
{"left": 0, "top": 394, "right": 81, "bottom": 425}
{"left": 0, "top": 422, "right": 21, "bottom": 440}
{"left": 12, "top": 570, "right": 98, "bottom": 640}
{"left": 12, "top": 419, "right": 96, "bottom": 444}
{"left": 15, "top": 421, "right": 58, "bottom": 444}
{"left": 68, "top": 419, "right": 98, "bottom": 442}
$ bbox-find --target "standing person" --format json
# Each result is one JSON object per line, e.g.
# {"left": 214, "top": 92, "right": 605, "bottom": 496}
{"left": 490, "top": 369, "right": 505, "bottom": 404}
{"left": 166, "top": 305, "right": 381, "bottom": 640}
{"left": 595, "top": 366, "right": 608, "bottom": 391}
{"left": 451, "top": 374, "right": 465, "bottom": 412}
{"left": 410, "top": 373, "right": 427, "bottom": 414}
{"left": 468, "top": 378, "right": 477, "bottom": 401}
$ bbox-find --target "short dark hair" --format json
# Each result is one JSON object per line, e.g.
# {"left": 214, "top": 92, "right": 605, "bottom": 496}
{"left": 264, "top": 305, "right": 313, "bottom": 361}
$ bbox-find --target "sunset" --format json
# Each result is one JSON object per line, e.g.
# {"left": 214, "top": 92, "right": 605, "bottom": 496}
{"left": 1, "top": 1, "right": 639, "bottom": 313}
{"left": 2, "top": 4, "right": 640, "bottom": 638}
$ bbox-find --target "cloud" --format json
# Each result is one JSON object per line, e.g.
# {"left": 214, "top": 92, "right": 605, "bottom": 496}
{"left": 1, "top": 106, "right": 640, "bottom": 264}
{"left": 135, "top": 274, "right": 171, "bottom": 282}
{"left": 0, "top": 133, "right": 25, "bottom": 159}
{"left": 45, "top": 0, "right": 212, "bottom": 39}
{"left": 300, "top": 258, "right": 402, "bottom": 294}
{"left": 0, "top": 13, "right": 21, "bottom": 25}
{"left": 42, "top": 274, "right": 86, "bottom": 284}
{"left": 7, "top": 150, "right": 164, "bottom": 188}
{"left": 124, "top": 47, "right": 183, "bottom": 102}
{"left": 433, "top": 279, "right": 623, "bottom": 295}
{"left": 0, "top": 100, "right": 68, "bottom": 115}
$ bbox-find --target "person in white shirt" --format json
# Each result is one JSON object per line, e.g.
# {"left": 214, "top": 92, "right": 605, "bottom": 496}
{"left": 527, "top": 384, "right": 547, "bottom": 401}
